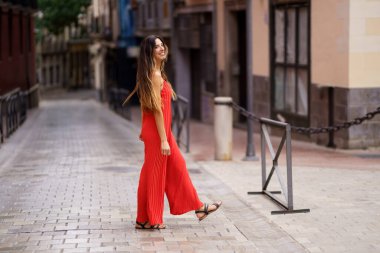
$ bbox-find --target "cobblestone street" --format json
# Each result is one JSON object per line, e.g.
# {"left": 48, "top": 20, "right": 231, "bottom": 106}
{"left": 0, "top": 93, "right": 306, "bottom": 253}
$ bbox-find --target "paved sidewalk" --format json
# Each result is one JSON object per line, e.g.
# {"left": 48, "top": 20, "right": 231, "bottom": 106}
{"left": 131, "top": 105, "right": 380, "bottom": 253}
{"left": 0, "top": 93, "right": 307, "bottom": 253}
{"left": 189, "top": 118, "right": 380, "bottom": 253}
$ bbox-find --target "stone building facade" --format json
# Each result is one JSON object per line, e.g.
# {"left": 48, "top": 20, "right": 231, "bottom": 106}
{"left": 38, "top": 0, "right": 138, "bottom": 100}
{"left": 38, "top": 25, "right": 91, "bottom": 90}
{"left": 134, "top": 0, "right": 217, "bottom": 123}
{"left": 134, "top": 0, "right": 173, "bottom": 81}
{"left": 88, "top": 0, "right": 138, "bottom": 102}
{"left": 0, "top": 0, "right": 38, "bottom": 106}
{"left": 216, "top": 0, "right": 380, "bottom": 149}
{"left": 172, "top": 0, "right": 216, "bottom": 123}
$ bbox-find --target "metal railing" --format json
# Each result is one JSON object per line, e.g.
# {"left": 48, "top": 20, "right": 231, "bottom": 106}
{"left": 232, "top": 101, "right": 380, "bottom": 214}
{"left": 114, "top": 89, "right": 190, "bottom": 152}
{"left": 109, "top": 88, "right": 131, "bottom": 120}
{"left": 0, "top": 88, "right": 29, "bottom": 143}
{"left": 0, "top": 100, "right": 3, "bottom": 143}
{"left": 172, "top": 95, "right": 190, "bottom": 153}
{"left": 291, "top": 107, "right": 380, "bottom": 135}
{"left": 248, "top": 118, "right": 310, "bottom": 214}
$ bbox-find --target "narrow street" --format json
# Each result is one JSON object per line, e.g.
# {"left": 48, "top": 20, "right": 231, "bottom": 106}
{"left": 1, "top": 0, "right": 380, "bottom": 252}
{"left": 0, "top": 92, "right": 305, "bottom": 253}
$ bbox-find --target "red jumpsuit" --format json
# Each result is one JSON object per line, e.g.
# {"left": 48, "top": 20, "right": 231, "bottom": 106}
{"left": 136, "top": 80, "right": 203, "bottom": 225}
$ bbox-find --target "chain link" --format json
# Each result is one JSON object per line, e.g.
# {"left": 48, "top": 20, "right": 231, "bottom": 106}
{"left": 231, "top": 102, "right": 380, "bottom": 135}
{"left": 292, "top": 107, "right": 380, "bottom": 134}
{"left": 231, "top": 103, "right": 261, "bottom": 122}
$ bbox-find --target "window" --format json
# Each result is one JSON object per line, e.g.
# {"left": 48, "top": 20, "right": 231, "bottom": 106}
{"left": 271, "top": 0, "right": 310, "bottom": 126}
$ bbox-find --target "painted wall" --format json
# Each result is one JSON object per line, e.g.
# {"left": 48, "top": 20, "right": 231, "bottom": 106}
{"left": 252, "top": 0, "right": 269, "bottom": 77}
{"left": 0, "top": 8, "right": 35, "bottom": 95}
{"left": 349, "top": 0, "right": 380, "bottom": 88}
{"left": 311, "top": 0, "right": 350, "bottom": 88}
{"left": 218, "top": 0, "right": 380, "bottom": 89}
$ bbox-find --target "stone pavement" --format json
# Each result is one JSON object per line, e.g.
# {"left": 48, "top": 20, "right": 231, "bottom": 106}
{"left": 0, "top": 91, "right": 308, "bottom": 253}
{"left": 188, "top": 120, "right": 380, "bottom": 253}
{"left": 131, "top": 105, "right": 380, "bottom": 253}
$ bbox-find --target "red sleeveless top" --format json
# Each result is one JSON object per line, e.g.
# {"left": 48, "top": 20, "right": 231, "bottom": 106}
{"left": 140, "top": 80, "right": 172, "bottom": 143}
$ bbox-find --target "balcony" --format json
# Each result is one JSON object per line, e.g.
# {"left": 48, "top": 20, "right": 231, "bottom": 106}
{"left": 135, "top": 0, "right": 171, "bottom": 37}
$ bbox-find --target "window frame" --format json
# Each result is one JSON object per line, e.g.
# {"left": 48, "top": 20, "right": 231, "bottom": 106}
{"left": 269, "top": 0, "right": 311, "bottom": 127}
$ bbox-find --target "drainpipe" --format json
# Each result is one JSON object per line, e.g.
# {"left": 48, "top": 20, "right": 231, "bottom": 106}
{"left": 244, "top": 0, "right": 258, "bottom": 161}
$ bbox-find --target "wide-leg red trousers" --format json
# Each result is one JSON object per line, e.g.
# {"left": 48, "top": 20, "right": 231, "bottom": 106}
{"left": 136, "top": 81, "right": 203, "bottom": 225}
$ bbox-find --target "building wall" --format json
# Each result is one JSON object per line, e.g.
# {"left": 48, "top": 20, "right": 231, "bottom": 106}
{"left": 252, "top": 0, "right": 269, "bottom": 77}
{"left": 112, "top": 0, "right": 119, "bottom": 42}
{"left": 0, "top": 6, "right": 36, "bottom": 97}
{"left": 311, "top": 0, "right": 350, "bottom": 88}
{"left": 252, "top": 0, "right": 270, "bottom": 120}
{"left": 39, "top": 33, "right": 67, "bottom": 88}
{"left": 216, "top": 0, "right": 270, "bottom": 120}
{"left": 349, "top": 0, "right": 380, "bottom": 88}
{"left": 310, "top": 0, "right": 380, "bottom": 148}
{"left": 214, "top": 0, "right": 379, "bottom": 149}
{"left": 28, "top": 16, "right": 36, "bottom": 93}
{"left": 174, "top": 5, "right": 215, "bottom": 121}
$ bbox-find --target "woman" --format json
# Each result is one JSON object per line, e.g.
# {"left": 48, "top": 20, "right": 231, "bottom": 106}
{"left": 123, "top": 35, "right": 222, "bottom": 229}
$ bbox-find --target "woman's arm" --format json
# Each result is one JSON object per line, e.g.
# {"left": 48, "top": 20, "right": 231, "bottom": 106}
{"left": 152, "top": 73, "right": 170, "bottom": 156}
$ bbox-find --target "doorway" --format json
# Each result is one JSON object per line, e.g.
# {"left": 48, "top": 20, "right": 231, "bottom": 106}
{"left": 226, "top": 9, "right": 247, "bottom": 123}
{"left": 190, "top": 49, "right": 201, "bottom": 120}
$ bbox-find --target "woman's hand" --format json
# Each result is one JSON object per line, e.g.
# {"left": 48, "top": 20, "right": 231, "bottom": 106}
{"left": 161, "top": 140, "right": 171, "bottom": 156}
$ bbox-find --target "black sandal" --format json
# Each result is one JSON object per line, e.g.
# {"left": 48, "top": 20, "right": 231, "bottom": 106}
{"left": 151, "top": 224, "right": 166, "bottom": 229}
{"left": 135, "top": 221, "right": 166, "bottom": 230}
{"left": 195, "top": 201, "right": 222, "bottom": 221}
{"left": 135, "top": 221, "right": 150, "bottom": 229}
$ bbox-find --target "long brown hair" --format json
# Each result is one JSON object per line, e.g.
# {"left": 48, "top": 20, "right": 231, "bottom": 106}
{"left": 123, "top": 35, "right": 176, "bottom": 112}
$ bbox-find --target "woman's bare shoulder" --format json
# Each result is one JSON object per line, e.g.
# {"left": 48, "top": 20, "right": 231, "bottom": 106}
{"left": 151, "top": 72, "right": 163, "bottom": 89}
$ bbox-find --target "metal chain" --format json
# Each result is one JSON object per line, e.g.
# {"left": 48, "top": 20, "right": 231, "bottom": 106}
{"left": 292, "top": 106, "right": 380, "bottom": 135}
{"left": 231, "top": 102, "right": 380, "bottom": 135}
{"left": 231, "top": 102, "right": 261, "bottom": 122}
